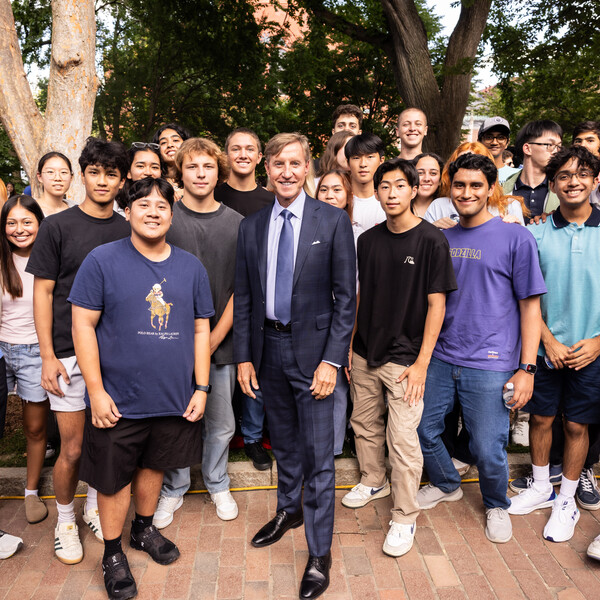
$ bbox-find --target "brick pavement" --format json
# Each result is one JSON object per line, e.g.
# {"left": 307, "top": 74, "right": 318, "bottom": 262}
{"left": 1, "top": 484, "right": 600, "bottom": 599}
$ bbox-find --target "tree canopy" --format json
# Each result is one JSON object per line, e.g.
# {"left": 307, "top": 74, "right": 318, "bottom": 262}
{"left": 485, "top": 0, "right": 600, "bottom": 137}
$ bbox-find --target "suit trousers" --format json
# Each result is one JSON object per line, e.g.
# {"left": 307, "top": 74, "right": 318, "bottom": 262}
{"left": 259, "top": 326, "right": 335, "bottom": 557}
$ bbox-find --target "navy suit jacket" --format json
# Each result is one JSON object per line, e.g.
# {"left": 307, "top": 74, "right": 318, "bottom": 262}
{"left": 233, "top": 195, "right": 356, "bottom": 378}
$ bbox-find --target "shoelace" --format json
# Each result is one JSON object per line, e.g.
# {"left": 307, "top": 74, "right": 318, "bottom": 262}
{"left": 579, "top": 473, "right": 595, "bottom": 493}
{"left": 519, "top": 476, "right": 533, "bottom": 490}
{"left": 487, "top": 507, "right": 507, "bottom": 520}
{"left": 59, "top": 527, "right": 80, "bottom": 549}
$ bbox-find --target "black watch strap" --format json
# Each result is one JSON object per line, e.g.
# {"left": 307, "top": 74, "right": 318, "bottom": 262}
{"left": 194, "top": 383, "right": 212, "bottom": 393}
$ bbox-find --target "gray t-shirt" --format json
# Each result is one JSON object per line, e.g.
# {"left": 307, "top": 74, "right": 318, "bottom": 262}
{"left": 167, "top": 201, "right": 243, "bottom": 365}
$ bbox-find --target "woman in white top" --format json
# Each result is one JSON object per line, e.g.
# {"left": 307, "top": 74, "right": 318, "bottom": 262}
{"left": 424, "top": 141, "right": 528, "bottom": 228}
{"left": 35, "top": 152, "right": 73, "bottom": 216}
{"left": 412, "top": 153, "right": 444, "bottom": 218}
{"left": 0, "top": 195, "right": 48, "bottom": 524}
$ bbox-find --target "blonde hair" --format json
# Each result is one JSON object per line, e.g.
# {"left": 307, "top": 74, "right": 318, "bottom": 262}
{"left": 265, "top": 133, "right": 314, "bottom": 196}
{"left": 175, "top": 137, "right": 230, "bottom": 184}
{"left": 264, "top": 133, "right": 311, "bottom": 164}
{"left": 441, "top": 141, "right": 528, "bottom": 218}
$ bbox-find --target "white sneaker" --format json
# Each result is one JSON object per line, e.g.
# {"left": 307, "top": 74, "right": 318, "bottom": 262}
{"left": 511, "top": 413, "right": 529, "bottom": 446}
{"left": 587, "top": 534, "right": 600, "bottom": 560}
{"left": 417, "top": 483, "right": 463, "bottom": 510}
{"left": 543, "top": 497, "right": 580, "bottom": 542}
{"left": 508, "top": 484, "right": 555, "bottom": 515}
{"left": 485, "top": 508, "right": 512, "bottom": 543}
{"left": 451, "top": 458, "right": 471, "bottom": 477}
{"left": 341, "top": 481, "right": 391, "bottom": 508}
{"left": 0, "top": 530, "right": 23, "bottom": 559}
{"left": 382, "top": 521, "right": 415, "bottom": 557}
{"left": 54, "top": 522, "right": 83, "bottom": 564}
{"left": 211, "top": 490, "right": 238, "bottom": 521}
{"left": 153, "top": 496, "right": 184, "bottom": 529}
{"left": 83, "top": 503, "right": 103, "bottom": 542}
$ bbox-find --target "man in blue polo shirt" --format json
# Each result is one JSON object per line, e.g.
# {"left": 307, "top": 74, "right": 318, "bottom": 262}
{"left": 508, "top": 146, "right": 600, "bottom": 544}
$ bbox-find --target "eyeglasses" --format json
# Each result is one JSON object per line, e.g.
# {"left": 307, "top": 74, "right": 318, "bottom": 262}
{"left": 41, "top": 169, "right": 71, "bottom": 179}
{"left": 131, "top": 142, "right": 160, "bottom": 151}
{"left": 528, "top": 142, "right": 562, "bottom": 152}
{"left": 482, "top": 133, "right": 508, "bottom": 143}
{"left": 554, "top": 170, "right": 594, "bottom": 183}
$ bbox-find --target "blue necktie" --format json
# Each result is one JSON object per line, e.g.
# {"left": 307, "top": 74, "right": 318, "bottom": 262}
{"left": 275, "top": 209, "right": 294, "bottom": 325}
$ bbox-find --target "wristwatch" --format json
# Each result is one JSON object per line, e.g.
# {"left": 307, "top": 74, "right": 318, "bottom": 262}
{"left": 519, "top": 363, "right": 537, "bottom": 375}
{"left": 194, "top": 383, "right": 212, "bottom": 393}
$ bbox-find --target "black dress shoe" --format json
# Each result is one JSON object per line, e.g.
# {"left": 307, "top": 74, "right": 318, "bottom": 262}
{"left": 251, "top": 509, "right": 303, "bottom": 548}
{"left": 299, "top": 552, "right": 331, "bottom": 599}
{"left": 244, "top": 442, "right": 273, "bottom": 471}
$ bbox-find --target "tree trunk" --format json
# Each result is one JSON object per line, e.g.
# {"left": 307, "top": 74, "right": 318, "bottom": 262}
{"left": 0, "top": 0, "right": 45, "bottom": 180}
{"left": 380, "top": 0, "right": 492, "bottom": 159}
{"left": 0, "top": 0, "right": 97, "bottom": 202}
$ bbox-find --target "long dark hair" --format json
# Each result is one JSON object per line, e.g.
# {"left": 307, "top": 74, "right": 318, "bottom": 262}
{"left": 1, "top": 195, "right": 44, "bottom": 298}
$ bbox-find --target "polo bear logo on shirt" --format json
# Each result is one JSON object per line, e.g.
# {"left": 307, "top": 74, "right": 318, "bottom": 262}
{"left": 145, "top": 278, "right": 173, "bottom": 331}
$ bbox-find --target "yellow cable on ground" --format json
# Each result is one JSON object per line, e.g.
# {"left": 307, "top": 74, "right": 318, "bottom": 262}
{"left": 2, "top": 476, "right": 598, "bottom": 501}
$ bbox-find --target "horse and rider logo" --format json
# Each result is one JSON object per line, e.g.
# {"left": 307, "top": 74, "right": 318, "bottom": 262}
{"left": 145, "top": 278, "right": 173, "bottom": 331}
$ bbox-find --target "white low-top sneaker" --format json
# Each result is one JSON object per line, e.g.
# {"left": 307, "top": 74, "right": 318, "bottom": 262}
{"left": 54, "top": 522, "right": 83, "bottom": 564}
{"left": 83, "top": 503, "right": 103, "bottom": 542}
{"left": 543, "top": 497, "right": 580, "bottom": 543}
{"left": 341, "top": 481, "right": 391, "bottom": 508}
{"left": 211, "top": 490, "right": 238, "bottom": 521}
{"left": 383, "top": 521, "right": 416, "bottom": 557}
{"left": 485, "top": 508, "right": 512, "bottom": 543}
{"left": 0, "top": 530, "right": 23, "bottom": 559}
{"left": 508, "top": 484, "right": 555, "bottom": 515}
{"left": 153, "top": 496, "right": 184, "bottom": 529}
{"left": 417, "top": 483, "right": 463, "bottom": 510}
{"left": 587, "top": 534, "right": 600, "bottom": 560}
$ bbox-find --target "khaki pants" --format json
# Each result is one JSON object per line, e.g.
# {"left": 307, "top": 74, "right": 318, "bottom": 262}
{"left": 350, "top": 353, "right": 424, "bottom": 524}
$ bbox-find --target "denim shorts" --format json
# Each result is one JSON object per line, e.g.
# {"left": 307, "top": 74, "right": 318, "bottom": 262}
{"left": 0, "top": 342, "right": 47, "bottom": 403}
{"left": 523, "top": 355, "right": 600, "bottom": 424}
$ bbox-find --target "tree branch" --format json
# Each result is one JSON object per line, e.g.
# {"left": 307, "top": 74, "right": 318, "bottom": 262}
{"left": 302, "top": 0, "right": 391, "bottom": 51}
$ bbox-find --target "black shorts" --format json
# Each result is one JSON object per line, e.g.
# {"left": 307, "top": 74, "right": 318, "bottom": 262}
{"left": 522, "top": 356, "right": 600, "bottom": 424}
{"left": 79, "top": 408, "right": 202, "bottom": 495}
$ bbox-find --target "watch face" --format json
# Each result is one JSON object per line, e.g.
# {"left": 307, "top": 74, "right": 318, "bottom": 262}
{"left": 521, "top": 363, "right": 537, "bottom": 374}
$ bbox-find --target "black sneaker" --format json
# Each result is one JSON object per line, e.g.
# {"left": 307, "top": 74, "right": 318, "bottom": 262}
{"left": 576, "top": 468, "right": 600, "bottom": 510}
{"left": 244, "top": 442, "right": 273, "bottom": 471}
{"left": 102, "top": 552, "right": 137, "bottom": 600}
{"left": 509, "top": 464, "right": 563, "bottom": 493}
{"left": 130, "top": 524, "right": 180, "bottom": 565}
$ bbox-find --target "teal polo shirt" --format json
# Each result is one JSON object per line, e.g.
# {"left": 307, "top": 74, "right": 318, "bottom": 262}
{"left": 527, "top": 206, "right": 600, "bottom": 356}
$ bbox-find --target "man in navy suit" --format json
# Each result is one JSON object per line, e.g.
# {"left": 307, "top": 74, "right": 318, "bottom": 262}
{"left": 234, "top": 132, "right": 356, "bottom": 599}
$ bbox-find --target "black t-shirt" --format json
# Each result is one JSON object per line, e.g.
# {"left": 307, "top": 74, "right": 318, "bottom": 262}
{"left": 214, "top": 182, "right": 273, "bottom": 217}
{"left": 26, "top": 206, "right": 130, "bottom": 358}
{"left": 353, "top": 220, "right": 457, "bottom": 367}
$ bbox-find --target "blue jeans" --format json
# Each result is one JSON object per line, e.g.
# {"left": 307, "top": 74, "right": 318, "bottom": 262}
{"left": 241, "top": 388, "right": 265, "bottom": 445}
{"left": 417, "top": 357, "right": 512, "bottom": 509}
{"left": 161, "top": 363, "right": 236, "bottom": 497}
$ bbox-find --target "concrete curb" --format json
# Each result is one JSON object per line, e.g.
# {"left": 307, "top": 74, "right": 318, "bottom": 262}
{"left": 0, "top": 454, "right": 537, "bottom": 497}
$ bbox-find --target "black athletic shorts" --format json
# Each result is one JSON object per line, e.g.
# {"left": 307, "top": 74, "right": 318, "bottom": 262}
{"left": 79, "top": 408, "right": 202, "bottom": 495}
